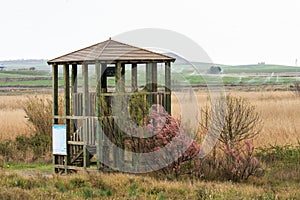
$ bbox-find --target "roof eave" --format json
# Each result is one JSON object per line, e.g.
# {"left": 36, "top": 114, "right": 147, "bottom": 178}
{"left": 48, "top": 58, "right": 176, "bottom": 66}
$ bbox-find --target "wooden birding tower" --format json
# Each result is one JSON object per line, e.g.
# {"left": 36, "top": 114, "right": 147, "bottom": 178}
{"left": 48, "top": 39, "right": 175, "bottom": 172}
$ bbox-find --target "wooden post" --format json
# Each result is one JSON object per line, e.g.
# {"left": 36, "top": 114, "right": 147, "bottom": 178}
{"left": 152, "top": 63, "right": 157, "bottom": 104}
{"left": 131, "top": 64, "right": 138, "bottom": 168}
{"left": 113, "top": 62, "right": 124, "bottom": 169}
{"left": 120, "top": 63, "right": 125, "bottom": 167}
{"left": 52, "top": 64, "right": 58, "bottom": 124}
{"left": 52, "top": 64, "right": 58, "bottom": 172}
{"left": 146, "top": 63, "right": 153, "bottom": 105}
{"left": 131, "top": 63, "right": 137, "bottom": 92}
{"left": 101, "top": 63, "right": 109, "bottom": 165}
{"left": 71, "top": 64, "right": 77, "bottom": 134}
{"left": 64, "top": 64, "right": 70, "bottom": 172}
{"left": 165, "top": 62, "right": 171, "bottom": 114}
{"left": 82, "top": 63, "right": 90, "bottom": 168}
{"left": 95, "top": 62, "right": 103, "bottom": 170}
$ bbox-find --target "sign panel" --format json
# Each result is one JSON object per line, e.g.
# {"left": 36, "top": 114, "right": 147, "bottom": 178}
{"left": 52, "top": 125, "right": 67, "bottom": 155}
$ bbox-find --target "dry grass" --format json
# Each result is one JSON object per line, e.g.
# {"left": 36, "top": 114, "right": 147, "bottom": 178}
{"left": 172, "top": 90, "right": 300, "bottom": 147}
{"left": 0, "top": 91, "right": 299, "bottom": 147}
{"left": 0, "top": 96, "right": 30, "bottom": 140}
{"left": 0, "top": 171, "right": 298, "bottom": 199}
{"left": 233, "top": 91, "right": 300, "bottom": 147}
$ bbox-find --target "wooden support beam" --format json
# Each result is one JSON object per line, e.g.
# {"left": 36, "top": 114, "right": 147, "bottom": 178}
{"left": 52, "top": 64, "right": 59, "bottom": 171}
{"left": 165, "top": 62, "right": 171, "bottom": 114}
{"left": 131, "top": 63, "right": 137, "bottom": 92}
{"left": 131, "top": 63, "right": 138, "bottom": 170}
{"left": 52, "top": 64, "right": 58, "bottom": 124}
{"left": 82, "top": 63, "right": 90, "bottom": 168}
{"left": 95, "top": 62, "right": 103, "bottom": 170}
{"left": 71, "top": 64, "right": 78, "bottom": 93}
{"left": 121, "top": 63, "right": 126, "bottom": 92}
{"left": 71, "top": 64, "right": 77, "bottom": 134}
{"left": 64, "top": 64, "right": 70, "bottom": 170}
{"left": 114, "top": 62, "right": 124, "bottom": 169}
{"left": 152, "top": 63, "right": 158, "bottom": 104}
{"left": 100, "top": 63, "right": 109, "bottom": 166}
{"left": 146, "top": 63, "right": 153, "bottom": 105}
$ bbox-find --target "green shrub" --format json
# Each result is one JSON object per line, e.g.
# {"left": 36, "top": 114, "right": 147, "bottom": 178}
{"left": 0, "top": 140, "right": 13, "bottom": 162}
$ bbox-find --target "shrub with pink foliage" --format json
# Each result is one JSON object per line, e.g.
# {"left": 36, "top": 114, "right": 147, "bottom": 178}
{"left": 126, "top": 106, "right": 201, "bottom": 178}
{"left": 221, "top": 140, "right": 261, "bottom": 181}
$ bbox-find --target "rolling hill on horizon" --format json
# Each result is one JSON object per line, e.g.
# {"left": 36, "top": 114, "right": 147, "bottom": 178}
{"left": 0, "top": 58, "right": 299, "bottom": 75}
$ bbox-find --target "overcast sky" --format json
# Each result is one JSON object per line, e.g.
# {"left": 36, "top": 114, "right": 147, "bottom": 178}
{"left": 0, "top": 0, "right": 299, "bottom": 65}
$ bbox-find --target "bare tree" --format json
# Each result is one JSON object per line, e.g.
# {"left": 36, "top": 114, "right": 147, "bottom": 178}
{"left": 200, "top": 95, "right": 262, "bottom": 146}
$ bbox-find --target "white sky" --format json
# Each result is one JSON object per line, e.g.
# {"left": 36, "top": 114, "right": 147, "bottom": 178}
{"left": 0, "top": 0, "right": 299, "bottom": 65}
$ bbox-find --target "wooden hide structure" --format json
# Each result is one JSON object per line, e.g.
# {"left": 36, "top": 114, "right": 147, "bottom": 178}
{"left": 48, "top": 39, "right": 175, "bottom": 172}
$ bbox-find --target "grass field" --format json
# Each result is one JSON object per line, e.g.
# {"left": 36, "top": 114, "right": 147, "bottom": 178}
{"left": 0, "top": 91, "right": 299, "bottom": 147}
{"left": 0, "top": 170, "right": 298, "bottom": 199}
{"left": 1, "top": 62, "right": 300, "bottom": 87}
{"left": 172, "top": 90, "right": 300, "bottom": 147}
{"left": 0, "top": 96, "right": 30, "bottom": 140}
{"left": 0, "top": 80, "right": 299, "bottom": 199}
{"left": 0, "top": 90, "right": 299, "bottom": 199}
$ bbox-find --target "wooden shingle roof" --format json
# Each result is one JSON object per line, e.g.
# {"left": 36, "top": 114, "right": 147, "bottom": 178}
{"left": 48, "top": 39, "right": 175, "bottom": 64}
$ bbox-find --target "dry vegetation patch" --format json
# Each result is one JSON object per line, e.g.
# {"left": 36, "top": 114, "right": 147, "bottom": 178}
{"left": 0, "top": 96, "right": 30, "bottom": 140}
{"left": 172, "top": 90, "right": 300, "bottom": 147}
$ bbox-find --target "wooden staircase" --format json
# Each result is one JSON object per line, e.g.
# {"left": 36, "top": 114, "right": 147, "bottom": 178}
{"left": 68, "top": 127, "right": 96, "bottom": 167}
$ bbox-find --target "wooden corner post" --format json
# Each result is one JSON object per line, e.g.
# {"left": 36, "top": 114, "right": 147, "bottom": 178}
{"left": 63, "top": 64, "right": 70, "bottom": 172}
{"left": 71, "top": 64, "right": 78, "bottom": 134}
{"left": 52, "top": 64, "right": 58, "bottom": 171}
{"left": 52, "top": 64, "right": 58, "bottom": 124}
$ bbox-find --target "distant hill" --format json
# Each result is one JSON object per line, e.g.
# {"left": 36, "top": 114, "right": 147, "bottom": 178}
{"left": 0, "top": 57, "right": 298, "bottom": 75}
{"left": 0, "top": 59, "right": 49, "bottom": 71}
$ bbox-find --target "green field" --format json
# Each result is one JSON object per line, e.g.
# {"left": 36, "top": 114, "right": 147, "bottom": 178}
{"left": 0, "top": 63, "right": 299, "bottom": 87}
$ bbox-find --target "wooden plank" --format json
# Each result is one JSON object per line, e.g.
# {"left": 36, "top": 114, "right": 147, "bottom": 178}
{"left": 165, "top": 62, "right": 171, "bottom": 114}
{"left": 68, "top": 141, "right": 84, "bottom": 145}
